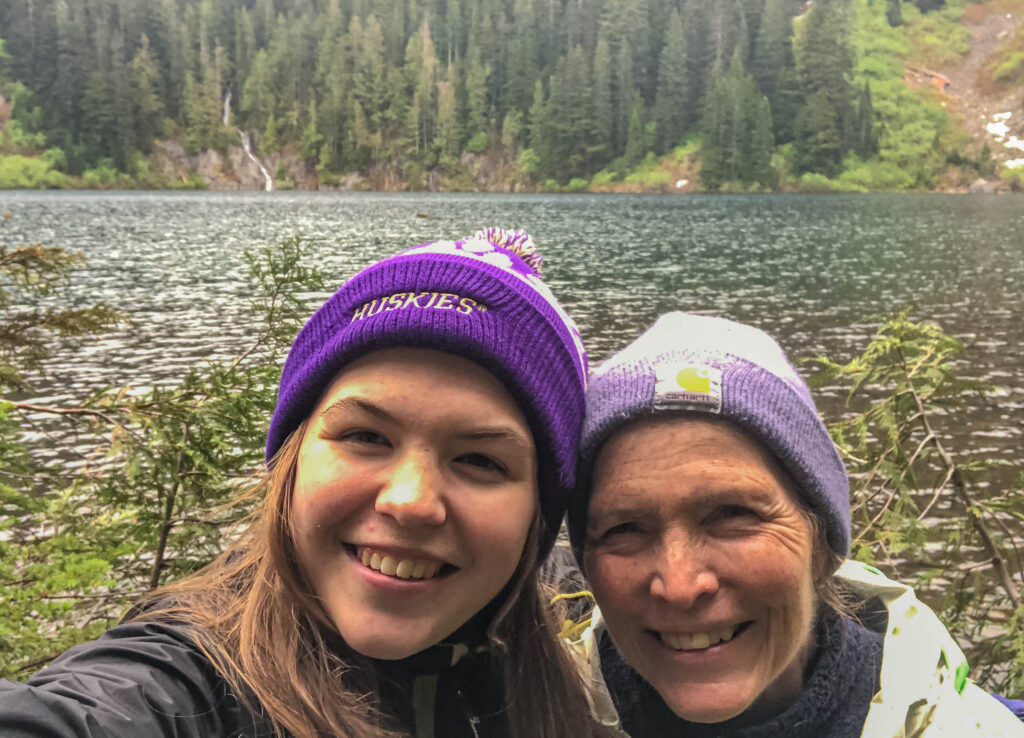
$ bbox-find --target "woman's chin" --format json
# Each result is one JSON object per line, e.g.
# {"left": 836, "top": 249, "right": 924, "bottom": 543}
{"left": 341, "top": 629, "right": 440, "bottom": 661}
{"left": 662, "top": 691, "right": 753, "bottom": 724}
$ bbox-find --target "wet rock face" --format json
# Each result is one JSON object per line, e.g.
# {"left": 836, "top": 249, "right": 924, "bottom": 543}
{"left": 968, "top": 177, "right": 998, "bottom": 194}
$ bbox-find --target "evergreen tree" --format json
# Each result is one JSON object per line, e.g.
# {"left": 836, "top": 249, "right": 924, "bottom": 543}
{"left": 464, "top": 44, "right": 490, "bottom": 143}
{"left": 623, "top": 100, "right": 646, "bottom": 167}
{"left": 614, "top": 40, "right": 635, "bottom": 155}
{"left": 855, "top": 82, "right": 879, "bottom": 159}
{"left": 752, "top": 0, "right": 793, "bottom": 106}
{"left": 435, "top": 68, "right": 460, "bottom": 159}
{"left": 527, "top": 78, "right": 553, "bottom": 179}
{"left": 701, "top": 49, "right": 774, "bottom": 189}
{"left": 241, "top": 49, "right": 276, "bottom": 132}
{"left": 131, "top": 36, "right": 164, "bottom": 152}
{"left": 653, "top": 8, "right": 687, "bottom": 154}
{"left": 800, "top": 0, "right": 857, "bottom": 156}
{"left": 591, "top": 35, "right": 615, "bottom": 164}
{"left": 682, "top": 0, "right": 712, "bottom": 128}
{"left": 886, "top": 0, "right": 903, "bottom": 27}
{"left": 794, "top": 88, "right": 842, "bottom": 175}
{"left": 260, "top": 110, "right": 278, "bottom": 155}
{"left": 298, "top": 99, "right": 323, "bottom": 159}
{"left": 501, "top": 108, "right": 523, "bottom": 150}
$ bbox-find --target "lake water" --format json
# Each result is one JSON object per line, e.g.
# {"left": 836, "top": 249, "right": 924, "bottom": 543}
{"left": 3, "top": 190, "right": 1022, "bottom": 472}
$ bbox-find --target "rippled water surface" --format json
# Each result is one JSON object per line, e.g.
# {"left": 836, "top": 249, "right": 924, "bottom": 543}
{"left": 3, "top": 190, "right": 1023, "bottom": 469}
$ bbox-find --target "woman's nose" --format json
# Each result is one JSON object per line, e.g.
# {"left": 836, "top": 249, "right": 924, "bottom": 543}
{"left": 649, "top": 534, "right": 718, "bottom": 606}
{"left": 374, "top": 452, "right": 447, "bottom": 527}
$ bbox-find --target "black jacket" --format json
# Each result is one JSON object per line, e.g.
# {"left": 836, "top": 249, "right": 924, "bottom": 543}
{"left": 0, "top": 620, "right": 509, "bottom": 737}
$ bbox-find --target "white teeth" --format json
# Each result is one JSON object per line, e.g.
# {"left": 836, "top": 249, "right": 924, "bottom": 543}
{"left": 357, "top": 547, "right": 443, "bottom": 580}
{"left": 660, "top": 626, "right": 740, "bottom": 652}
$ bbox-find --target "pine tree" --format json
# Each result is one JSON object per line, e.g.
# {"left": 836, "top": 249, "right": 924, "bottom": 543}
{"left": 752, "top": 0, "right": 793, "bottom": 105}
{"left": 855, "top": 82, "right": 879, "bottom": 159}
{"left": 591, "top": 35, "right": 615, "bottom": 164}
{"left": 800, "top": 0, "right": 857, "bottom": 157}
{"left": 794, "top": 88, "right": 842, "bottom": 175}
{"left": 623, "top": 101, "right": 646, "bottom": 167}
{"left": 435, "top": 66, "right": 460, "bottom": 159}
{"left": 131, "top": 35, "right": 164, "bottom": 154}
{"left": 464, "top": 44, "right": 490, "bottom": 143}
{"left": 260, "top": 111, "right": 278, "bottom": 155}
{"left": 653, "top": 8, "right": 688, "bottom": 154}
{"left": 527, "top": 78, "right": 553, "bottom": 179}
{"left": 682, "top": 0, "right": 712, "bottom": 128}
{"left": 298, "top": 99, "right": 323, "bottom": 160}
{"left": 501, "top": 108, "right": 523, "bottom": 151}
{"left": 886, "top": 0, "right": 903, "bottom": 27}
{"left": 403, "top": 20, "right": 440, "bottom": 156}
{"left": 614, "top": 41, "right": 635, "bottom": 155}
{"left": 241, "top": 50, "right": 276, "bottom": 133}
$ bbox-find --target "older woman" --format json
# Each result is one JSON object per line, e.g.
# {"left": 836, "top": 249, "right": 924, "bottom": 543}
{"left": 566, "top": 312, "right": 1023, "bottom": 738}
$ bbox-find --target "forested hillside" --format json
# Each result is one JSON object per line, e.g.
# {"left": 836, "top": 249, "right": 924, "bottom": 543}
{"left": 0, "top": 0, "right": 1016, "bottom": 191}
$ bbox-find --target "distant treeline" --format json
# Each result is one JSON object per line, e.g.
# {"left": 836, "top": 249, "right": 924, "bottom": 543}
{"left": 0, "top": 0, "right": 981, "bottom": 191}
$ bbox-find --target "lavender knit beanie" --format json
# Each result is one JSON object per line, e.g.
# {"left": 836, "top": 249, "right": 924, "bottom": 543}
{"left": 567, "top": 312, "right": 850, "bottom": 564}
{"left": 267, "top": 228, "right": 588, "bottom": 557}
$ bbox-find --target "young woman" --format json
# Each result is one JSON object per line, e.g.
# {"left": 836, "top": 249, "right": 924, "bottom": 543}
{"left": 0, "top": 229, "right": 600, "bottom": 738}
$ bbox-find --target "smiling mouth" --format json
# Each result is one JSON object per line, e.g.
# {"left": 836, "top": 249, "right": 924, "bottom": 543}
{"left": 656, "top": 621, "right": 751, "bottom": 652}
{"left": 355, "top": 546, "right": 447, "bottom": 580}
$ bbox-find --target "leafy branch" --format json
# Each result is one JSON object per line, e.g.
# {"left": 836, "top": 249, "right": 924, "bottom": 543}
{"left": 808, "top": 309, "right": 1024, "bottom": 690}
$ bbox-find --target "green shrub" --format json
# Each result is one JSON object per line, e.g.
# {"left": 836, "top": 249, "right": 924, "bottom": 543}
{"left": 1000, "top": 166, "right": 1024, "bottom": 192}
{"left": 517, "top": 148, "right": 539, "bottom": 176}
{"left": 798, "top": 172, "right": 843, "bottom": 192}
{"left": 838, "top": 158, "right": 915, "bottom": 191}
{"left": 994, "top": 52, "right": 1024, "bottom": 82}
{"left": 624, "top": 168, "right": 671, "bottom": 187}
{"left": 0, "top": 155, "right": 67, "bottom": 189}
{"left": 465, "top": 131, "right": 487, "bottom": 154}
{"left": 591, "top": 168, "right": 619, "bottom": 186}
{"left": 565, "top": 177, "right": 589, "bottom": 192}
{"left": 671, "top": 137, "right": 702, "bottom": 161}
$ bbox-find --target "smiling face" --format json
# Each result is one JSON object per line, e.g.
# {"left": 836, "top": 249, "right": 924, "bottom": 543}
{"left": 584, "top": 416, "right": 817, "bottom": 724}
{"left": 291, "top": 348, "right": 538, "bottom": 660}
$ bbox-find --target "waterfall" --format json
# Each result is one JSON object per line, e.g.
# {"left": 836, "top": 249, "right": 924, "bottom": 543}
{"left": 222, "top": 89, "right": 232, "bottom": 126}
{"left": 239, "top": 131, "right": 273, "bottom": 191}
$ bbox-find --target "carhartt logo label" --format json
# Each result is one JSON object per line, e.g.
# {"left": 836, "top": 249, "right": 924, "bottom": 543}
{"left": 351, "top": 292, "right": 487, "bottom": 322}
{"left": 675, "top": 367, "right": 710, "bottom": 393}
{"left": 653, "top": 363, "right": 722, "bottom": 413}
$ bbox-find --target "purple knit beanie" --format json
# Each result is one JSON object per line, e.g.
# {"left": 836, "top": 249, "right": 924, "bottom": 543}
{"left": 267, "top": 228, "right": 588, "bottom": 558}
{"left": 567, "top": 312, "right": 850, "bottom": 564}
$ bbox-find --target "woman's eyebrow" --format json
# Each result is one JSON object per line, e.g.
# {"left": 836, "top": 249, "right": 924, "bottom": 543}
{"left": 454, "top": 427, "right": 534, "bottom": 452}
{"left": 319, "top": 397, "right": 397, "bottom": 423}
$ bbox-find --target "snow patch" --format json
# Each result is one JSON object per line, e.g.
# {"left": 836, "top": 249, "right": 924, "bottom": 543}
{"left": 1006, "top": 158, "right": 1024, "bottom": 169}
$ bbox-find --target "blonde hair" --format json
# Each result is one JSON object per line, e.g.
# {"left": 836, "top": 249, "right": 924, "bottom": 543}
{"left": 134, "top": 421, "right": 603, "bottom": 738}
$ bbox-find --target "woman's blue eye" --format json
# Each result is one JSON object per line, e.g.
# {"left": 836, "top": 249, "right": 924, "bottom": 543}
{"left": 456, "top": 453, "right": 506, "bottom": 474}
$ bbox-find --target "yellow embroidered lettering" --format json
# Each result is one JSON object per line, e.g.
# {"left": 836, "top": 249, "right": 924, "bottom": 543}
{"left": 457, "top": 297, "right": 478, "bottom": 315}
{"left": 434, "top": 293, "right": 457, "bottom": 310}
{"left": 385, "top": 293, "right": 406, "bottom": 310}
{"left": 404, "top": 292, "right": 430, "bottom": 308}
{"left": 421, "top": 292, "right": 440, "bottom": 309}
{"left": 351, "top": 301, "right": 372, "bottom": 322}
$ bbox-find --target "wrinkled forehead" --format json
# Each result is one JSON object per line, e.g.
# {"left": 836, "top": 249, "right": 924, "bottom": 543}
{"left": 590, "top": 413, "right": 805, "bottom": 506}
